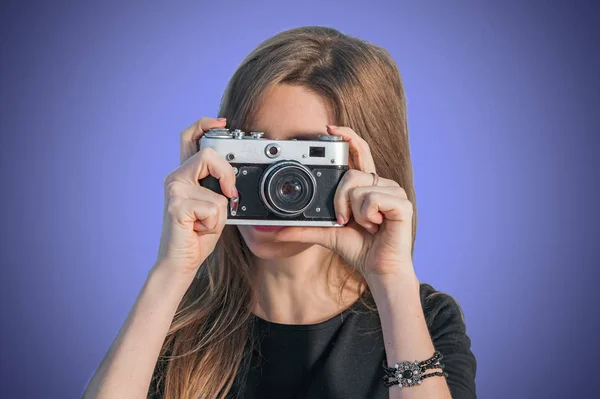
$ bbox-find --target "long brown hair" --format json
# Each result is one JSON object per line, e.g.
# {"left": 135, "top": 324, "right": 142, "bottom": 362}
{"left": 150, "top": 26, "right": 418, "bottom": 399}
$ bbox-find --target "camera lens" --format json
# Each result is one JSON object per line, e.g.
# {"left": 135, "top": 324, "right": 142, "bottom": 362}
{"left": 260, "top": 161, "right": 316, "bottom": 217}
{"left": 279, "top": 179, "right": 303, "bottom": 202}
{"left": 274, "top": 172, "right": 310, "bottom": 207}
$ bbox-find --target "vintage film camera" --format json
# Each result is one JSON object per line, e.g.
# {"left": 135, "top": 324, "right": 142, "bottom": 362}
{"left": 199, "top": 128, "right": 349, "bottom": 226}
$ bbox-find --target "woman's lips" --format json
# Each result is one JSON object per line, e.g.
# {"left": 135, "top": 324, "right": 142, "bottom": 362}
{"left": 252, "top": 225, "right": 284, "bottom": 232}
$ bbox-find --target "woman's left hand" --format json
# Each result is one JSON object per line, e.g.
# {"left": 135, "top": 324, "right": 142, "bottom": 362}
{"left": 273, "top": 125, "right": 417, "bottom": 281}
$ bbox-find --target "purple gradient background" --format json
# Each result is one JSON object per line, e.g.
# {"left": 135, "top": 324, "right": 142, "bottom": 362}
{"left": 1, "top": 1, "right": 598, "bottom": 398}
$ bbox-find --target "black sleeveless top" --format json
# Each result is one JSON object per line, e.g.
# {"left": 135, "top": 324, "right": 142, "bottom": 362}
{"left": 150, "top": 283, "right": 477, "bottom": 399}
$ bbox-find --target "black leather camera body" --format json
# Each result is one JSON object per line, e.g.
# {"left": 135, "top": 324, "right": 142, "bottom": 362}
{"left": 199, "top": 128, "right": 349, "bottom": 227}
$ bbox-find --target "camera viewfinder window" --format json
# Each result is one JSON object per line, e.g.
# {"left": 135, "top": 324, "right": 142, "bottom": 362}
{"left": 309, "top": 146, "right": 325, "bottom": 157}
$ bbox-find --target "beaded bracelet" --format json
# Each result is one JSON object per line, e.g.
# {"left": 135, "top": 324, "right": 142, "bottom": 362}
{"left": 382, "top": 351, "right": 448, "bottom": 388}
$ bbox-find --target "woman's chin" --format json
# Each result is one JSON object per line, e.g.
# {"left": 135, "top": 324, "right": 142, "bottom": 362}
{"left": 237, "top": 225, "right": 311, "bottom": 259}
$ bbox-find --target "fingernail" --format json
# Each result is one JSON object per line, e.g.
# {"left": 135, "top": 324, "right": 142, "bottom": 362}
{"left": 336, "top": 213, "right": 345, "bottom": 225}
{"left": 232, "top": 186, "right": 238, "bottom": 197}
{"left": 217, "top": 118, "right": 227, "bottom": 122}
{"left": 327, "top": 125, "right": 338, "bottom": 130}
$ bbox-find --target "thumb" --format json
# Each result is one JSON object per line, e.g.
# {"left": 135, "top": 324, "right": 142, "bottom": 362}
{"left": 273, "top": 226, "right": 338, "bottom": 251}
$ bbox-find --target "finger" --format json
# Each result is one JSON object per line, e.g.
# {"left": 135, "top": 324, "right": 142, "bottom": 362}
{"left": 349, "top": 186, "right": 399, "bottom": 221}
{"left": 165, "top": 180, "right": 230, "bottom": 208}
{"left": 194, "top": 196, "right": 228, "bottom": 233}
{"left": 166, "top": 197, "right": 224, "bottom": 234}
{"left": 168, "top": 147, "right": 238, "bottom": 198}
{"left": 359, "top": 191, "right": 413, "bottom": 223}
{"left": 333, "top": 169, "right": 397, "bottom": 224}
{"left": 349, "top": 185, "right": 408, "bottom": 223}
{"left": 180, "top": 117, "right": 227, "bottom": 164}
{"left": 185, "top": 185, "right": 229, "bottom": 230}
{"left": 349, "top": 187, "right": 379, "bottom": 234}
{"left": 326, "top": 125, "right": 376, "bottom": 173}
{"left": 357, "top": 186, "right": 410, "bottom": 233}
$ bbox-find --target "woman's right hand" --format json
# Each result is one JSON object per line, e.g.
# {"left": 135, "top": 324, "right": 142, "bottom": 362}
{"left": 154, "top": 117, "right": 238, "bottom": 277}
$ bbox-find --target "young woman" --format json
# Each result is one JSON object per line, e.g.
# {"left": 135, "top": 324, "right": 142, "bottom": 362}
{"left": 83, "top": 26, "right": 477, "bottom": 399}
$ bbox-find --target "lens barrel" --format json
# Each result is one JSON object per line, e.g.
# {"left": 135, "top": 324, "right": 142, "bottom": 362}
{"left": 260, "top": 161, "right": 317, "bottom": 217}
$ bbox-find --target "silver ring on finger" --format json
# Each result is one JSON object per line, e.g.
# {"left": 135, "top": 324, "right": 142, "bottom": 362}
{"left": 371, "top": 172, "right": 379, "bottom": 187}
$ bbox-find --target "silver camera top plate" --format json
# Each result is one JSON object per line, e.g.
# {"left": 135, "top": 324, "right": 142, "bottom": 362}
{"left": 201, "top": 128, "right": 349, "bottom": 166}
